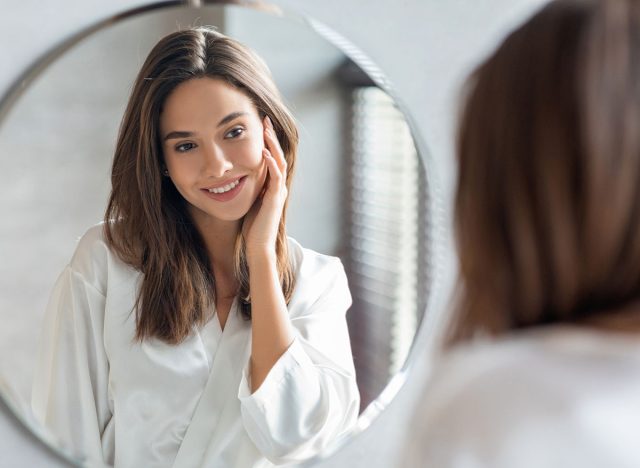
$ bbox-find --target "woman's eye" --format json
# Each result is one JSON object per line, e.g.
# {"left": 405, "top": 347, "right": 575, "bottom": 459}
{"left": 175, "top": 142, "right": 196, "bottom": 153}
{"left": 225, "top": 127, "right": 244, "bottom": 139}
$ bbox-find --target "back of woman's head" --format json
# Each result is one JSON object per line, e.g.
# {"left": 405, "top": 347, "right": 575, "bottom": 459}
{"left": 451, "top": 0, "right": 640, "bottom": 342}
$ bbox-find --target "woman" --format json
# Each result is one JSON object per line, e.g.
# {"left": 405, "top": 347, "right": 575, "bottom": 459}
{"left": 31, "top": 27, "right": 359, "bottom": 468}
{"left": 403, "top": 0, "right": 640, "bottom": 466}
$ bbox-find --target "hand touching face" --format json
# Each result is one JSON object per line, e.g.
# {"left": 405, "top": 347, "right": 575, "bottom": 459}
{"left": 241, "top": 115, "right": 289, "bottom": 255}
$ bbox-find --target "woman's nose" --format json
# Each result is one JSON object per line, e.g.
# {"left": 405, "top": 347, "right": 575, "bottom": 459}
{"left": 202, "top": 143, "right": 232, "bottom": 177}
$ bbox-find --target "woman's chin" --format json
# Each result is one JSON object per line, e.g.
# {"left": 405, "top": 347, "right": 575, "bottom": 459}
{"left": 209, "top": 210, "right": 249, "bottom": 223}
{"left": 188, "top": 206, "right": 249, "bottom": 227}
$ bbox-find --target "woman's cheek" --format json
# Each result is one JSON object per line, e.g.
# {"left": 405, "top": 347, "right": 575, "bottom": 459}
{"left": 253, "top": 138, "right": 266, "bottom": 167}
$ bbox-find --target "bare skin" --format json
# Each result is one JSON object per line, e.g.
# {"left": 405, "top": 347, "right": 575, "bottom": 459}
{"left": 161, "top": 77, "right": 294, "bottom": 392}
{"left": 242, "top": 117, "right": 295, "bottom": 392}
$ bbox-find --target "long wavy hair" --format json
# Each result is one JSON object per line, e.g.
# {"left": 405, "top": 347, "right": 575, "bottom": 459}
{"left": 449, "top": 0, "right": 640, "bottom": 344}
{"left": 104, "top": 27, "right": 298, "bottom": 344}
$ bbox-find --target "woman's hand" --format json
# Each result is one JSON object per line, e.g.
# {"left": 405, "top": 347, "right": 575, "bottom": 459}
{"left": 242, "top": 115, "right": 287, "bottom": 257}
{"left": 241, "top": 118, "right": 294, "bottom": 392}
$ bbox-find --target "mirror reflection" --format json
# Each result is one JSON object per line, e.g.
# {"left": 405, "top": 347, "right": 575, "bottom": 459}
{"left": 0, "top": 3, "right": 429, "bottom": 466}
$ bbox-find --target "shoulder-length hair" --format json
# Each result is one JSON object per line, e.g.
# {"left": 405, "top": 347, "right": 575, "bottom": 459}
{"left": 448, "top": 0, "right": 640, "bottom": 344}
{"left": 104, "top": 27, "right": 298, "bottom": 344}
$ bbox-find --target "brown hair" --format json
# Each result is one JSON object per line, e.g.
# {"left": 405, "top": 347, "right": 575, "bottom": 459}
{"left": 449, "top": 0, "right": 640, "bottom": 343}
{"left": 104, "top": 27, "right": 298, "bottom": 344}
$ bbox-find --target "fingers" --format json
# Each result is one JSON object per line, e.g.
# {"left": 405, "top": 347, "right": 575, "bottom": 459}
{"left": 263, "top": 147, "right": 284, "bottom": 191}
{"left": 263, "top": 116, "right": 287, "bottom": 175}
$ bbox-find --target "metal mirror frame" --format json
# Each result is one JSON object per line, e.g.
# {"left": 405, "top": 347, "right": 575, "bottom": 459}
{"left": 0, "top": 383, "right": 79, "bottom": 465}
{"left": 0, "top": 0, "right": 448, "bottom": 465}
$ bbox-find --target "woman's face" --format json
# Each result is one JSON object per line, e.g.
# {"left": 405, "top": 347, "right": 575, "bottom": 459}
{"left": 160, "top": 77, "right": 268, "bottom": 228}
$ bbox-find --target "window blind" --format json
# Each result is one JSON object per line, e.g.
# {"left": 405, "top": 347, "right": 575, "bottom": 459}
{"left": 345, "top": 87, "right": 429, "bottom": 410}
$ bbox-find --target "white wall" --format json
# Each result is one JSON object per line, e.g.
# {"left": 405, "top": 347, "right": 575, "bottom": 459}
{"left": 0, "top": 1, "right": 550, "bottom": 466}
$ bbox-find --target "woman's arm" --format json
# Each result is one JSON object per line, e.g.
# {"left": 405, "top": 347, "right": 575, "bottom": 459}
{"left": 242, "top": 115, "right": 295, "bottom": 392}
{"left": 240, "top": 117, "right": 359, "bottom": 462}
{"left": 32, "top": 258, "right": 113, "bottom": 466}
{"left": 247, "top": 249, "right": 294, "bottom": 392}
{"left": 238, "top": 255, "right": 359, "bottom": 463}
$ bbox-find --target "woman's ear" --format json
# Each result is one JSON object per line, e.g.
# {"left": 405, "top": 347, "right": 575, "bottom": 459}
{"left": 261, "top": 116, "right": 269, "bottom": 148}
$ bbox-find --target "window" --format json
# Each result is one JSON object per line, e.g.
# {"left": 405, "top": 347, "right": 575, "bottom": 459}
{"left": 345, "top": 86, "right": 430, "bottom": 410}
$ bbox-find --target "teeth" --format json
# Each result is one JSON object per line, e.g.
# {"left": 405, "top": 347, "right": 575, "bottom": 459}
{"left": 208, "top": 179, "right": 240, "bottom": 194}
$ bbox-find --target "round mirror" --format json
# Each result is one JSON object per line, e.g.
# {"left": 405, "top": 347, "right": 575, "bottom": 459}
{"left": 0, "top": 2, "right": 432, "bottom": 466}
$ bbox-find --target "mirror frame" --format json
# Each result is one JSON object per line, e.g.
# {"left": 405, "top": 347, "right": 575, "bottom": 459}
{"left": 0, "top": 383, "right": 79, "bottom": 465}
{"left": 0, "top": 0, "right": 447, "bottom": 465}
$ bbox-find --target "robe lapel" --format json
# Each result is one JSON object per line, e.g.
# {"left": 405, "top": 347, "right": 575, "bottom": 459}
{"left": 172, "top": 300, "right": 251, "bottom": 468}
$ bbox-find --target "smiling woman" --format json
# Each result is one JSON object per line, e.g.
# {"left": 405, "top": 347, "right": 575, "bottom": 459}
{"left": 0, "top": 2, "right": 432, "bottom": 467}
{"left": 31, "top": 27, "right": 360, "bottom": 468}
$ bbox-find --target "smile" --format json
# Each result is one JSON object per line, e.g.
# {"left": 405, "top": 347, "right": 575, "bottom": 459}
{"left": 201, "top": 176, "right": 247, "bottom": 202}
{"left": 208, "top": 179, "right": 241, "bottom": 194}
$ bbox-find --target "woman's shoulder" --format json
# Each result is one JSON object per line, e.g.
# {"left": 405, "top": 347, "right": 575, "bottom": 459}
{"left": 425, "top": 326, "right": 640, "bottom": 408}
{"left": 404, "top": 326, "right": 640, "bottom": 467}
{"left": 285, "top": 237, "right": 350, "bottom": 310}
{"left": 66, "top": 223, "right": 135, "bottom": 293}
{"left": 68, "top": 223, "right": 110, "bottom": 268}
{"left": 286, "top": 236, "right": 345, "bottom": 279}
{"left": 436, "top": 325, "right": 640, "bottom": 381}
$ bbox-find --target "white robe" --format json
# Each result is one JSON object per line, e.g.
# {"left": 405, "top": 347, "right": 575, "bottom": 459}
{"left": 31, "top": 224, "right": 360, "bottom": 468}
{"left": 400, "top": 326, "right": 640, "bottom": 468}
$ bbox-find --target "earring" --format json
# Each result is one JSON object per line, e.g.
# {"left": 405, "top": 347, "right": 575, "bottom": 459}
{"left": 162, "top": 169, "right": 169, "bottom": 177}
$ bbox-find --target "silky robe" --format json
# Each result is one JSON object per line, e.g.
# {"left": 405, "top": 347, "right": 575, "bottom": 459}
{"left": 32, "top": 225, "right": 360, "bottom": 468}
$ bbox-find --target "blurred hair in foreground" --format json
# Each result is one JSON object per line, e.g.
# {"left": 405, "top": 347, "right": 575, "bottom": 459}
{"left": 450, "top": 0, "right": 640, "bottom": 343}
{"left": 402, "top": 1, "right": 640, "bottom": 467}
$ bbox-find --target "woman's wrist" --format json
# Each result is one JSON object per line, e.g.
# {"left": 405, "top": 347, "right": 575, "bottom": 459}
{"left": 246, "top": 245, "right": 277, "bottom": 266}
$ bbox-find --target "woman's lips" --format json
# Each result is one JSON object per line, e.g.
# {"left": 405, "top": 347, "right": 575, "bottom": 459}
{"left": 201, "top": 176, "right": 247, "bottom": 202}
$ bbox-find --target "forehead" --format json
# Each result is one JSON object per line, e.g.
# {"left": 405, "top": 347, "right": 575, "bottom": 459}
{"left": 160, "top": 77, "right": 258, "bottom": 130}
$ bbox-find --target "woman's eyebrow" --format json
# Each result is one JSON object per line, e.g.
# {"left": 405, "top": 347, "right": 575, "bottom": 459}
{"left": 164, "top": 131, "right": 193, "bottom": 141}
{"left": 217, "top": 111, "right": 247, "bottom": 128}
{"left": 163, "top": 111, "right": 248, "bottom": 142}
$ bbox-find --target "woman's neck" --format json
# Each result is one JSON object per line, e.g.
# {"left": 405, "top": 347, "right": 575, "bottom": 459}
{"left": 190, "top": 212, "right": 241, "bottom": 294}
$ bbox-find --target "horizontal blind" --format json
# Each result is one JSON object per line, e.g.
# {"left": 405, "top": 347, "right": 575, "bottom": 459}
{"left": 346, "top": 87, "right": 427, "bottom": 410}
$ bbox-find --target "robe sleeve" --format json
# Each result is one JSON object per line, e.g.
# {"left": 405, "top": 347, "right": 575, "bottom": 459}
{"left": 31, "top": 265, "right": 113, "bottom": 467}
{"left": 237, "top": 257, "right": 360, "bottom": 464}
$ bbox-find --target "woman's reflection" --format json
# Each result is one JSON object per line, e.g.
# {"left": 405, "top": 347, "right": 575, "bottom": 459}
{"left": 31, "top": 27, "right": 359, "bottom": 468}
